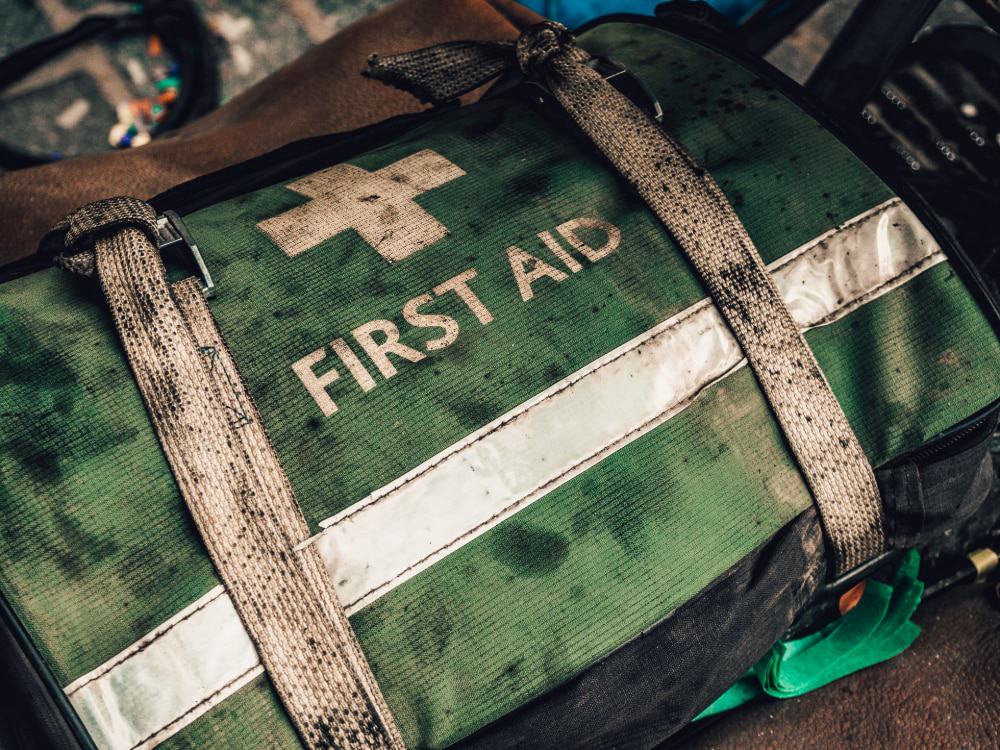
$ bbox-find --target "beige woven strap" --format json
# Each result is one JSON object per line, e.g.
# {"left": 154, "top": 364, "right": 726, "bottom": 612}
{"left": 61, "top": 197, "right": 404, "bottom": 750}
{"left": 367, "top": 22, "right": 885, "bottom": 575}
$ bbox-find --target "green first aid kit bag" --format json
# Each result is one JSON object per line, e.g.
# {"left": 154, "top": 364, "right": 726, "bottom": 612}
{"left": 2, "top": 14, "right": 999, "bottom": 750}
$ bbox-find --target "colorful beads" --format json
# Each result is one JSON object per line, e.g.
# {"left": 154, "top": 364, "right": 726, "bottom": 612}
{"left": 109, "top": 35, "right": 181, "bottom": 149}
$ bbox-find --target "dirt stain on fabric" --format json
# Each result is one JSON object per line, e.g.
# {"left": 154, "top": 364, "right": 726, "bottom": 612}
{"left": 488, "top": 522, "right": 570, "bottom": 577}
{"left": 0, "top": 312, "right": 138, "bottom": 572}
{"left": 51, "top": 506, "right": 120, "bottom": 578}
{"left": 451, "top": 396, "right": 499, "bottom": 432}
{"left": 510, "top": 172, "right": 551, "bottom": 198}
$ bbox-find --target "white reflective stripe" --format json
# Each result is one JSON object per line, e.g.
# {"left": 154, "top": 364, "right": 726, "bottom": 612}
{"left": 66, "top": 198, "right": 942, "bottom": 750}
{"left": 66, "top": 587, "right": 262, "bottom": 750}
{"left": 311, "top": 197, "right": 940, "bottom": 609}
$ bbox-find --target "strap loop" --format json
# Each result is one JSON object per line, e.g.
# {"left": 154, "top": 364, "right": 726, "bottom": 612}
{"left": 367, "top": 25, "right": 887, "bottom": 575}
{"left": 60, "top": 197, "right": 405, "bottom": 750}
{"left": 514, "top": 21, "right": 583, "bottom": 76}
{"left": 64, "top": 196, "right": 159, "bottom": 251}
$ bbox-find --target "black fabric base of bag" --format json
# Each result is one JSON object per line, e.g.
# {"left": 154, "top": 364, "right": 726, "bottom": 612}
{"left": 0, "top": 594, "right": 95, "bottom": 750}
{"left": 457, "top": 511, "right": 826, "bottom": 750}
{"left": 458, "top": 407, "right": 999, "bottom": 750}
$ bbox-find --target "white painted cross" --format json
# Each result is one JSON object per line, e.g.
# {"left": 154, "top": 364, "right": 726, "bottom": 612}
{"left": 257, "top": 149, "right": 465, "bottom": 262}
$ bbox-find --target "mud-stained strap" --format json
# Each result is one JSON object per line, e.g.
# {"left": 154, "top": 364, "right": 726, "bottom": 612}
{"left": 367, "top": 22, "right": 885, "bottom": 575}
{"left": 59, "top": 197, "right": 405, "bottom": 750}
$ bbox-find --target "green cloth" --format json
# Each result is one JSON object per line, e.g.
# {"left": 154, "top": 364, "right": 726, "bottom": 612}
{"left": 697, "top": 549, "right": 924, "bottom": 720}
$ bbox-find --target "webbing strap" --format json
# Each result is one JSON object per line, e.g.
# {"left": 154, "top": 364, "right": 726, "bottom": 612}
{"left": 61, "top": 197, "right": 404, "bottom": 750}
{"left": 366, "top": 22, "right": 885, "bottom": 575}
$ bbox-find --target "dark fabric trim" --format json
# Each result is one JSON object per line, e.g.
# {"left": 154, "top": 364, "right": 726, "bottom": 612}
{"left": 456, "top": 511, "right": 827, "bottom": 750}
{"left": 0, "top": 593, "right": 95, "bottom": 750}
{"left": 456, "top": 406, "right": 999, "bottom": 750}
{"left": 879, "top": 408, "right": 999, "bottom": 549}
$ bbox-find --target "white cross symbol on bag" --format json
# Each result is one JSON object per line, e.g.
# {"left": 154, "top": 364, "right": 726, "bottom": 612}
{"left": 257, "top": 149, "right": 466, "bottom": 262}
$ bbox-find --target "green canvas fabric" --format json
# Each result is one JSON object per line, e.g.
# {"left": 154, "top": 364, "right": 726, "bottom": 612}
{"left": 0, "top": 20, "right": 998, "bottom": 750}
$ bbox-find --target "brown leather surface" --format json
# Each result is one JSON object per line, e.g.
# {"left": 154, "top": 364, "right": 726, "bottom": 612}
{"left": 683, "top": 584, "right": 1000, "bottom": 750}
{"left": 0, "top": 0, "right": 540, "bottom": 263}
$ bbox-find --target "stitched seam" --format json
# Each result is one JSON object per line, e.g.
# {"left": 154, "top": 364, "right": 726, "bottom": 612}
{"left": 809, "top": 251, "right": 944, "bottom": 328}
{"left": 323, "top": 199, "right": 915, "bottom": 533}
{"left": 777, "top": 197, "right": 901, "bottom": 268}
{"left": 345, "top": 359, "right": 741, "bottom": 609}
{"left": 342, "top": 247, "right": 940, "bottom": 606}
{"left": 65, "top": 587, "right": 225, "bottom": 696}
{"left": 127, "top": 665, "right": 262, "bottom": 750}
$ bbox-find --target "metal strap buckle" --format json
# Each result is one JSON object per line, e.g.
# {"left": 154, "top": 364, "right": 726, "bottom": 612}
{"left": 587, "top": 56, "right": 664, "bottom": 123}
{"left": 157, "top": 210, "right": 216, "bottom": 298}
{"left": 522, "top": 55, "right": 664, "bottom": 124}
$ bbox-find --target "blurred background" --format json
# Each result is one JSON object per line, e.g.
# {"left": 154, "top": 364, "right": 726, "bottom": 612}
{"left": 0, "top": 0, "right": 394, "bottom": 160}
{"left": 0, "top": 0, "right": 989, "bottom": 162}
